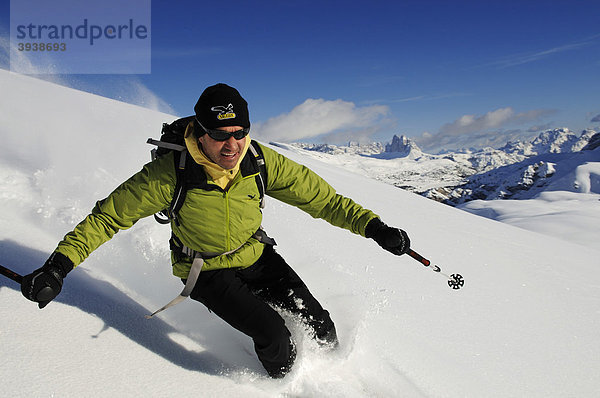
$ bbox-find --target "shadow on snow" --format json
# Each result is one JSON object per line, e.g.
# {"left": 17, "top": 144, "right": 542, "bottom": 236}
{"left": 0, "top": 239, "right": 241, "bottom": 377}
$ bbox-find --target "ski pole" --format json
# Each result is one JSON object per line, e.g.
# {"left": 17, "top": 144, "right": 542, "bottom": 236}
{"left": 0, "top": 263, "right": 23, "bottom": 284}
{"left": 407, "top": 249, "right": 464, "bottom": 290}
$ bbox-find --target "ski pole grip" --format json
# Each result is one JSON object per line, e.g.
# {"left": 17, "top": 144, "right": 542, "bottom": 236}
{"left": 407, "top": 249, "right": 430, "bottom": 267}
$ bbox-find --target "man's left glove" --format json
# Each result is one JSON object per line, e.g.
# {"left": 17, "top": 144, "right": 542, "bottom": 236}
{"left": 365, "top": 218, "right": 411, "bottom": 256}
{"left": 21, "top": 252, "right": 73, "bottom": 309}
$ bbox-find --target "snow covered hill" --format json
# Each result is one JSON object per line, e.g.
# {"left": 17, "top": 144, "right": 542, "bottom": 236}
{"left": 1, "top": 70, "right": 600, "bottom": 397}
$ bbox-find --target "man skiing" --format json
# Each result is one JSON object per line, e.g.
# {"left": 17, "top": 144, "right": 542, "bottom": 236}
{"left": 20, "top": 83, "right": 411, "bottom": 378}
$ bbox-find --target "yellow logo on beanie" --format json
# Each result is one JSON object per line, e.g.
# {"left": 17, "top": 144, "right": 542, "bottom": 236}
{"left": 217, "top": 113, "right": 236, "bottom": 120}
{"left": 211, "top": 104, "right": 236, "bottom": 120}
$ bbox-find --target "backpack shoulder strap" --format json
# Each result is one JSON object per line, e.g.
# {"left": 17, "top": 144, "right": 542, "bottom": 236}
{"left": 248, "top": 140, "right": 268, "bottom": 209}
{"left": 152, "top": 150, "right": 189, "bottom": 225}
{"left": 166, "top": 150, "right": 191, "bottom": 226}
{"left": 169, "top": 149, "right": 222, "bottom": 226}
{"left": 147, "top": 116, "right": 204, "bottom": 225}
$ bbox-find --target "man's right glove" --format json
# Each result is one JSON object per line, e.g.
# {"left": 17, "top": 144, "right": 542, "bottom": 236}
{"left": 21, "top": 252, "right": 73, "bottom": 309}
{"left": 365, "top": 218, "right": 411, "bottom": 256}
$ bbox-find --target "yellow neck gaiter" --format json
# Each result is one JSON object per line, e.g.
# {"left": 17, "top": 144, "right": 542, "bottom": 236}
{"left": 183, "top": 122, "right": 251, "bottom": 190}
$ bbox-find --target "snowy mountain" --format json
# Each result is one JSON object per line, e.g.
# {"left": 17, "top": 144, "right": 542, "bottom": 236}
{"left": 434, "top": 129, "right": 599, "bottom": 203}
{"left": 499, "top": 128, "right": 585, "bottom": 155}
{"left": 295, "top": 134, "right": 424, "bottom": 159}
{"left": 291, "top": 141, "right": 386, "bottom": 156}
{"left": 1, "top": 70, "right": 600, "bottom": 397}
{"left": 442, "top": 148, "right": 599, "bottom": 204}
{"left": 280, "top": 139, "right": 470, "bottom": 193}
{"left": 287, "top": 128, "right": 599, "bottom": 204}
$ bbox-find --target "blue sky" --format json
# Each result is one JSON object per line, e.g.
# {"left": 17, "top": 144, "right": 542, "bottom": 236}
{"left": 1, "top": 0, "right": 599, "bottom": 152}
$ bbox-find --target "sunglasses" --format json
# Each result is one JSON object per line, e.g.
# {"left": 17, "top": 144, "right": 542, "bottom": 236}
{"left": 196, "top": 118, "right": 250, "bottom": 141}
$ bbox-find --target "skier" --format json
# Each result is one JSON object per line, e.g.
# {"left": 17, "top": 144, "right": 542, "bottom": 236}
{"left": 20, "top": 83, "right": 411, "bottom": 378}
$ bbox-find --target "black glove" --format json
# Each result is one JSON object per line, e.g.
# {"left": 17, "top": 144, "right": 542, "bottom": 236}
{"left": 365, "top": 218, "right": 410, "bottom": 256}
{"left": 21, "top": 252, "right": 73, "bottom": 309}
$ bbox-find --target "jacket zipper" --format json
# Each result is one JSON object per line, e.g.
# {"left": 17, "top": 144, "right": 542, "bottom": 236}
{"left": 224, "top": 190, "right": 231, "bottom": 252}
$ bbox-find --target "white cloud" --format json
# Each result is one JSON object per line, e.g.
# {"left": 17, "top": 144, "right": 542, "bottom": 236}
{"left": 443, "top": 107, "right": 514, "bottom": 135}
{"left": 416, "top": 107, "right": 557, "bottom": 152}
{"left": 253, "top": 98, "right": 389, "bottom": 143}
{"left": 438, "top": 107, "right": 555, "bottom": 136}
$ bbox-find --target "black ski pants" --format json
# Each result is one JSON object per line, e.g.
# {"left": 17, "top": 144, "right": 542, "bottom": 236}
{"left": 188, "top": 245, "right": 336, "bottom": 378}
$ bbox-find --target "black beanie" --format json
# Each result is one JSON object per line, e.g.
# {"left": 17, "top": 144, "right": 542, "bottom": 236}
{"left": 194, "top": 83, "right": 250, "bottom": 129}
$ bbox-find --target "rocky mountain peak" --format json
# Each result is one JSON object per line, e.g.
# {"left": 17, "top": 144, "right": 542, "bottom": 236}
{"left": 384, "top": 134, "right": 423, "bottom": 158}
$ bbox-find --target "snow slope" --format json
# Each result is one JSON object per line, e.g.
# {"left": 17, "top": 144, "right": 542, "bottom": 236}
{"left": 1, "top": 70, "right": 600, "bottom": 397}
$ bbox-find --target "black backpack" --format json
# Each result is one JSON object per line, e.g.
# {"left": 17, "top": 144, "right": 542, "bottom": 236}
{"left": 147, "top": 116, "right": 267, "bottom": 226}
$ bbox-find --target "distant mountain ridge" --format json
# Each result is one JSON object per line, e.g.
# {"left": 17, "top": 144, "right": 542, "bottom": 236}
{"left": 285, "top": 128, "right": 600, "bottom": 205}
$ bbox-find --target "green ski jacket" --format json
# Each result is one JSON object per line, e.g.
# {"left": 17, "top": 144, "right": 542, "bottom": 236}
{"left": 54, "top": 141, "right": 378, "bottom": 278}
